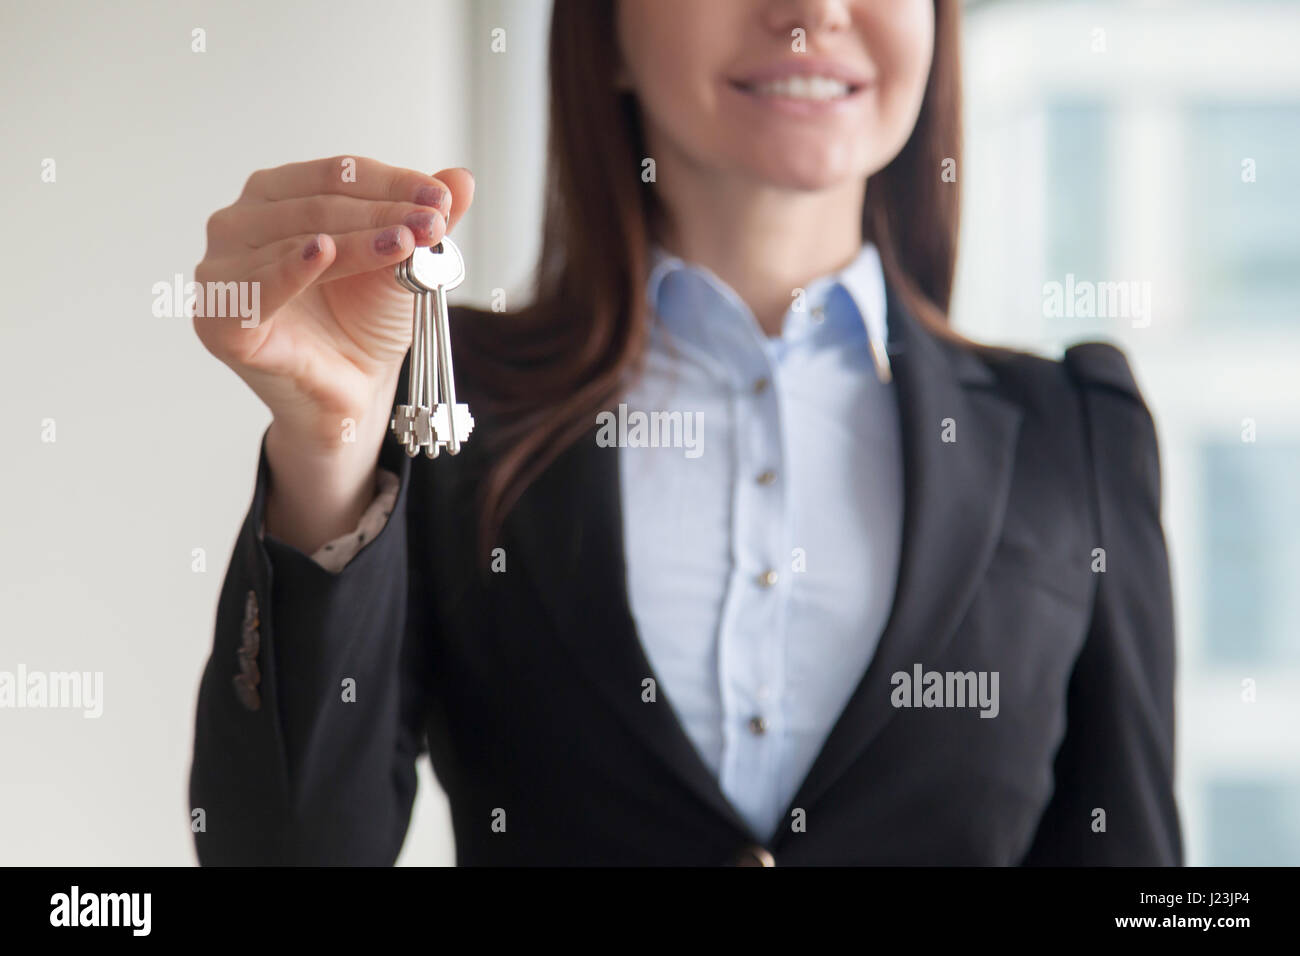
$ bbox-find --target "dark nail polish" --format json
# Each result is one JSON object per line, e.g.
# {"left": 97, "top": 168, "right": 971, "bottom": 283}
{"left": 403, "top": 211, "right": 441, "bottom": 241}
{"left": 302, "top": 235, "right": 322, "bottom": 260}
{"left": 414, "top": 186, "right": 447, "bottom": 210}
{"left": 374, "top": 227, "right": 403, "bottom": 254}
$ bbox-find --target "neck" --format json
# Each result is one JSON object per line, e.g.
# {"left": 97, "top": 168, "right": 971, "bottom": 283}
{"left": 652, "top": 154, "right": 866, "bottom": 336}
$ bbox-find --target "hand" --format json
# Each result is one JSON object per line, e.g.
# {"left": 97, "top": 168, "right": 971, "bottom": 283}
{"left": 193, "top": 157, "right": 475, "bottom": 452}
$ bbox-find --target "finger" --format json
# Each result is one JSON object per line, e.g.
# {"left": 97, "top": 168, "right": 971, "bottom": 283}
{"left": 246, "top": 221, "right": 434, "bottom": 283}
{"left": 236, "top": 195, "right": 450, "bottom": 248}
{"left": 248, "top": 231, "right": 340, "bottom": 318}
{"left": 242, "top": 214, "right": 439, "bottom": 273}
{"left": 239, "top": 155, "right": 453, "bottom": 211}
{"left": 193, "top": 234, "right": 336, "bottom": 357}
{"left": 432, "top": 167, "right": 475, "bottom": 232}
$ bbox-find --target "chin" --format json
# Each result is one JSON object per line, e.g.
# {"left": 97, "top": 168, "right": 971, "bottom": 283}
{"left": 737, "top": 149, "right": 867, "bottom": 194}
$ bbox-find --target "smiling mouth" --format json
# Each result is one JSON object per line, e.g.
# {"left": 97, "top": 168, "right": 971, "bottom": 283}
{"left": 730, "top": 75, "right": 864, "bottom": 101}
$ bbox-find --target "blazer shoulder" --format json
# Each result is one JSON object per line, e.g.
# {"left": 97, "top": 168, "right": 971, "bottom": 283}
{"left": 1061, "top": 340, "right": 1164, "bottom": 511}
{"left": 1061, "top": 340, "right": 1146, "bottom": 406}
{"left": 965, "top": 338, "right": 1149, "bottom": 410}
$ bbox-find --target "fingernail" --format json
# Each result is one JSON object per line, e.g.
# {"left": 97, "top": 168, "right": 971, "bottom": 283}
{"left": 302, "top": 235, "right": 323, "bottom": 260}
{"left": 414, "top": 186, "right": 448, "bottom": 211}
{"left": 403, "top": 211, "right": 442, "bottom": 241}
{"left": 374, "top": 227, "right": 403, "bottom": 254}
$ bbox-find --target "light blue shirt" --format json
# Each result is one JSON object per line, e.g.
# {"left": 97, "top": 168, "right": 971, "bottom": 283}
{"left": 618, "top": 243, "right": 904, "bottom": 843}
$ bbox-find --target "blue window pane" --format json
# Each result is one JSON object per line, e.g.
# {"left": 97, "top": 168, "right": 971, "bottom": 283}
{"left": 1185, "top": 104, "right": 1300, "bottom": 325}
{"left": 1045, "top": 102, "right": 1110, "bottom": 282}
{"left": 1202, "top": 441, "right": 1300, "bottom": 665}
{"left": 1044, "top": 101, "right": 1111, "bottom": 338}
{"left": 1207, "top": 779, "right": 1300, "bottom": 866}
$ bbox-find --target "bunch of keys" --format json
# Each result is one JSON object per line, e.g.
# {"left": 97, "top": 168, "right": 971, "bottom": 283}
{"left": 390, "top": 236, "right": 474, "bottom": 457}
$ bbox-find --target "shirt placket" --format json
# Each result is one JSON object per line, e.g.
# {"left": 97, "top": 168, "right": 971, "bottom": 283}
{"left": 716, "top": 341, "right": 790, "bottom": 837}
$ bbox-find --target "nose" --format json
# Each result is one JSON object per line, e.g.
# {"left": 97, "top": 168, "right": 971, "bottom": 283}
{"left": 763, "top": 0, "right": 853, "bottom": 39}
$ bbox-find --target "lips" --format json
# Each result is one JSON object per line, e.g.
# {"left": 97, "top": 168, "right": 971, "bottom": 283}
{"left": 729, "top": 59, "right": 871, "bottom": 101}
{"left": 744, "top": 75, "right": 855, "bottom": 101}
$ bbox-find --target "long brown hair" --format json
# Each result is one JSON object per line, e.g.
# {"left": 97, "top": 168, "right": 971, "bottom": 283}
{"left": 459, "top": 0, "right": 965, "bottom": 560}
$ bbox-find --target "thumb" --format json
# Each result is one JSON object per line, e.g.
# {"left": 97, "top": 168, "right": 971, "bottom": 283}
{"left": 431, "top": 167, "right": 475, "bottom": 232}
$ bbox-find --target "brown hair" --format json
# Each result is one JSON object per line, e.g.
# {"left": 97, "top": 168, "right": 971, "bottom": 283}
{"left": 458, "top": 0, "right": 966, "bottom": 560}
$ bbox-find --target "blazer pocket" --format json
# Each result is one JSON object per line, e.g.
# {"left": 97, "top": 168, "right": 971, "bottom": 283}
{"left": 987, "top": 537, "right": 1095, "bottom": 609}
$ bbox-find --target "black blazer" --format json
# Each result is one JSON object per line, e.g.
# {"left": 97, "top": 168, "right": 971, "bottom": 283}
{"left": 190, "top": 285, "right": 1183, "bottom": 866}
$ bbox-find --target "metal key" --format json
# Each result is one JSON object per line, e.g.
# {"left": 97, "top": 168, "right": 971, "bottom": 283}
{"left": 403, "top": 255, "right": 442, "bottom": 457}
{"left": 408, "top": 239, "right": 472, "bottom": 454}
{"left": 390, "top": 237, "right": 474, "bottom": 455}
{"left": 391, "top": 258, "right": 435, "bottom": 456}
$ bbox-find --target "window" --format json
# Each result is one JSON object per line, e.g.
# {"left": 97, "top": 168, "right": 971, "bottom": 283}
{"left": 1202, "top": 440, "right": 1300, "bottom": 666}
{"left": 1185, "top": 104, "right": 1300, "bottom": 325}
{"left": 1044, "top": 101, "right": 1111, "bottom": 338}
{"left": 1208, "top": 779, "right": 1300, "bottom": 865}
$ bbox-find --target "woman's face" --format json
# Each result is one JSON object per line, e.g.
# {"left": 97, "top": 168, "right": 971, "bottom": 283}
{"left": 617, "top": 0, "right": 935, "bottom": 192}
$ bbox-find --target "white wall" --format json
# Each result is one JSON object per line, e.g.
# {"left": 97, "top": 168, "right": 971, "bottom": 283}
{"left": 0, "top": 0, "right": 552, "bottom": 865}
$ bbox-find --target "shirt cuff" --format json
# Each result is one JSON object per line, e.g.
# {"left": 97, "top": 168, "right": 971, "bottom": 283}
{"left": 256, "top": 467, "right": 401, "bottom": 573}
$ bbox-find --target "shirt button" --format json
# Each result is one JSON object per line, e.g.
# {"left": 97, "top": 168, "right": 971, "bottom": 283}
{"left": 748, "top": 715, "right": 769, "bottom": 736}
{"left": 757, "top": 569, "right": 778, "bottom": 588}
{"left": 752, "top": 376, "right": 770, "bottom": 395}
{"left": 732, "top": 845, "right": 776, "bottom": 866}
{"left": 756, "top": 469, "right": 777, "bottom": 486}
{"left": 811, "top": 305, "right": 826, "bottom": 323}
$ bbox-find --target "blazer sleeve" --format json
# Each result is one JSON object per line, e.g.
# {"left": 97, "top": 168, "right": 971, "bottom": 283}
{"left": 1020, "top": 342, "right": 1183, "bottom": 865}
{"left": 189, "top": 424, "right": 431, "bottom": 865}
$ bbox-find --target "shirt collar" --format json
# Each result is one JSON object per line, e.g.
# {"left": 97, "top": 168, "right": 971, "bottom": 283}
{"left": 645, "top": 241, "right": 892, "bottom": 383}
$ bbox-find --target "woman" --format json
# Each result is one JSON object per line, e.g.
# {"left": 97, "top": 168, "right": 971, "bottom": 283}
{"left": 189, "top": 0, "right": 1182, "bottom": 865}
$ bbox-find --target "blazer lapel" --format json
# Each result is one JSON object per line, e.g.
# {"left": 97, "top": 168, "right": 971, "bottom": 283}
{"left": 774, "top": 285, "right": 1025, "bottom": 834}
{"left": 504, "top": 422, "right": 760, "bottom": 840}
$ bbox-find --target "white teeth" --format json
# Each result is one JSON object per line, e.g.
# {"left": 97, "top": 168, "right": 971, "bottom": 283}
{"left": 751, "top": 76, "right": 851, "bottom": 100}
